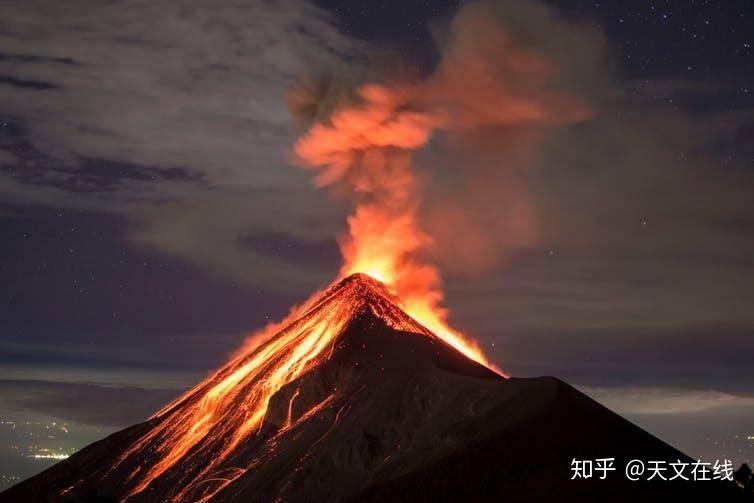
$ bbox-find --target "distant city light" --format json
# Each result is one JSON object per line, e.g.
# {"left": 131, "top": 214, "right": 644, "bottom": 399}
{"left": 29, "top": 453, "right": 69, "bottom": 460}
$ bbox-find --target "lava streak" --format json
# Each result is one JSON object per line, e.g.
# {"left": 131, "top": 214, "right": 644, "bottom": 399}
{"left": 113, "top": 274, "right": 463, "bottom": 502}
{"left": 115, "top": 283, "right": 354, "bottom": 500}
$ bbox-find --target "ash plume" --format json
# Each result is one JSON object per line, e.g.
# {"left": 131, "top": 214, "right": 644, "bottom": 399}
{"left": 289, "top": 0, "right": 592, "bottom": 341}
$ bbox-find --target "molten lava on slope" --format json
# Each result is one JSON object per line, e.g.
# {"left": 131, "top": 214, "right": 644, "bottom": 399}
{"left": 1, "top": 274, "right": 745, "bottom": 503}
{"left": 4, "top": 274, "right": 499, "bottom": 502}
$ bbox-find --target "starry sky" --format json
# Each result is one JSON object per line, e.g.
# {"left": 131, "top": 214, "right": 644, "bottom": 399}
{"left": 1, "top": 0, "right": 753, "bottom": 485}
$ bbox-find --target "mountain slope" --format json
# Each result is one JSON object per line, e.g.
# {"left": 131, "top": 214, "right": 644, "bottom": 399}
{"left": 0, "top": 274, "right": 744, "bottom": 502}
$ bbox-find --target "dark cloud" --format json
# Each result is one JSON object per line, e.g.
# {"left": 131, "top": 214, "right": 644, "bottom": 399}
{"left": 580, "top": 386, "right": 754, "bottom": 415}
{"left": 489, "top": 322, "right": 754, "bottom": 394}
{"left": 0, "top": 380, "right": 180, "bottom": 427}
{"left": 0, "top": 75, "right": 59, "bottom": 90}
{"left": 239, "top": 230, "right": 340, "bottom": 270}
{"left": 579, "top": 387, "right": 754, "bottom": 465}
{"left": 0, "top": 52, "right": 78, "bottom": 65}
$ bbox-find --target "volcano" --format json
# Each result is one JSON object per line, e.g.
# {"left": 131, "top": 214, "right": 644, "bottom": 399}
{"left": 1, "top": 273, "right": 744, "bottom": 502}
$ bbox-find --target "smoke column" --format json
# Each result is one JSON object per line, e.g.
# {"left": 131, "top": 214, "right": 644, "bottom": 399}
{"left": 290, "top": 1, "right": 588, "bottom": 366}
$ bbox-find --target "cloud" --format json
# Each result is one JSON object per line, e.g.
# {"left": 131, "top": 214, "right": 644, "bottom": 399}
{"left": 580, "top": 385, "right": 754, "bottom": 415}
{"left": 0, "top": 380, "right": 180, "bottom": 427}
{"left": 0, "top": 0, "right": 355, "bottom": 182}
{"left": 0, "top": 0, "right": 359, "bottom": 290}
{"left": 578, "top": 385, "right": 754, "bottom": 464}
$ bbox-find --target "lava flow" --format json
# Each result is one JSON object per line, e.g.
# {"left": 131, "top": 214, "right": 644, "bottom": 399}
{"left": 102, "top": 273, "right": 496, "bottom": 502}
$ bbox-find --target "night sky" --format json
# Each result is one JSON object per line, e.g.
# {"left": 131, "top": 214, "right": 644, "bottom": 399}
{"left": 1, "top": 0, "right": 753, "bottom": 487}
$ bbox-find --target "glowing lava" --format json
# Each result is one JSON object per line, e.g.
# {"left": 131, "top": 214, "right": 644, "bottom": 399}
{"left": 107, "top": 273, "right": 494, "bottom": 501}
{"left": 339, "top": 205, "right": 490, "bottom": 368}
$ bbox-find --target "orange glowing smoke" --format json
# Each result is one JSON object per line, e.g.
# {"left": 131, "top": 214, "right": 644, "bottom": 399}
{"left": 291, "top": 5, "right": 587, "bottom": 370}
{"left": 294, "top": 84, "right": 493, "bottom": 368}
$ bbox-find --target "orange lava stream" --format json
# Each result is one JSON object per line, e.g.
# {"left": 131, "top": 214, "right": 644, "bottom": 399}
{"left": 117, "top": 286, "right": 352, "bottom": 500}
{"left": 116, "top": 274, "right": 477, "bottom": 501}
